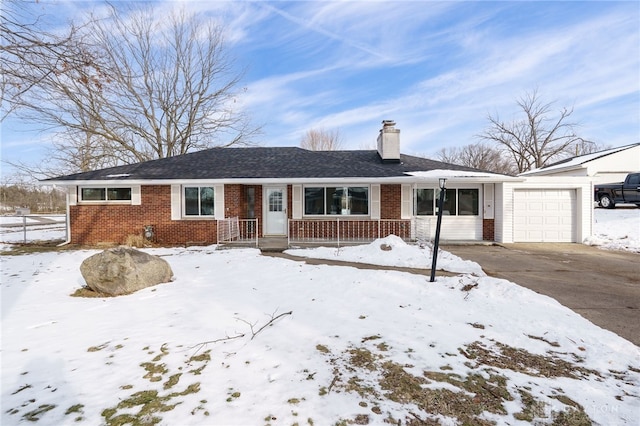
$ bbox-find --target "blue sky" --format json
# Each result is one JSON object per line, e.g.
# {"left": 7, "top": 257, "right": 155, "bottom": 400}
{"left": 1, "top": 1, "right": 639, "bottom": 179}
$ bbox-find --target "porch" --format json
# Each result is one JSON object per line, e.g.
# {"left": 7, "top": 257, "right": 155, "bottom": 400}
{"left": 217, "top": 217, "right": 433, "bottom": 251}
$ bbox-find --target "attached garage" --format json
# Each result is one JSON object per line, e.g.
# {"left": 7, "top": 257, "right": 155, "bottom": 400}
{"left": 513, "top": 189, "right": 576, "bottom": 242}
{"left": 495, "top": 177, "right": 592, "bottom": 244}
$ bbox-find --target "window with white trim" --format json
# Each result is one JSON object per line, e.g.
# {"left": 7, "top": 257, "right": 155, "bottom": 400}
{"left": 79, "top": 187, "right": 132, "bottom": 202}
{"left": 414, "top": 188, "right": 479, "bottom": 216}
{"left": 184, "top": 186, "right": 215, "bottom": 216}
{"left": 304, "top": 186, "right": 369, "bottom": 216}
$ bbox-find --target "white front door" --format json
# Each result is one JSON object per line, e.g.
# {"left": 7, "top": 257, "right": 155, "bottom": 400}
{"left": 264, "top": 187, "right": 287, "bottom": 235}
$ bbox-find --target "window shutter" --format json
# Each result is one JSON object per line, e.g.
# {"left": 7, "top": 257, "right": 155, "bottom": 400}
{"left": 370, "top": 184, "right": 380, "bottom": 219}
{"left": 214, "top": 185, "right": 225, "bottom": 218}
{"left": 68, "top": 186, "right": 77, "bottom": 206}
{"left": 131, "top": 185, "right": 141, "bottom": 205}
{"left": 170, "top": 185, "right": 181, "bottom": 220}
{"left": 401, "top": 184, "right": 411, "bottom": 219}
{"left": 292, "top": 185, "right": 302, "bottom": 219}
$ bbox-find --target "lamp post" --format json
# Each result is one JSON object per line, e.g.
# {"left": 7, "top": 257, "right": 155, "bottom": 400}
{"left": 430, "top": 178, "right": 446, "bottom": 282}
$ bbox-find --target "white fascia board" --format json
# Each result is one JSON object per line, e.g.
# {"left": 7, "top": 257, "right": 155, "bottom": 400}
{"left": 43, "top": 176, "right": 421, "bottom": 186}
{"left": 517, "top": 176, "right": 593, "bottom": 188}
{"left": 43, "top": 174, "right": 523, "bottom": 187}
{"left": 410, "top": 176, "right": 523, "bottom": 184}
{"left": 406, "top": 170, "right": 522, "bottom": 183}
{"left": 519, "top": 164, "right": 584, "bottom": 176}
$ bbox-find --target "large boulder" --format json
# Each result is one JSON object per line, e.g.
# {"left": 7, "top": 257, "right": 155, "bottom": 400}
{"left": 80, "top": 246, "right": 173, "bottom": 296}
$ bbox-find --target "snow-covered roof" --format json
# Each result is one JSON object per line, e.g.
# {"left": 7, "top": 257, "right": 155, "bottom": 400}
{"left": 520, "top": 143, "right": 640, "bottom": 176}
{"left": 406, "top": 169, "right": 517, "bottom": 181}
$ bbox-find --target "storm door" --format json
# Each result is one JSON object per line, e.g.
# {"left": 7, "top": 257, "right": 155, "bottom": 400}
{"left": 264, "top": 186, "right": 287, "bottom": 235}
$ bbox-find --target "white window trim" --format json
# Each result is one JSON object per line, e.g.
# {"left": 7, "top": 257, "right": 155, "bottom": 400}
{"left": 412, "top": 185, "right": 482, "bottom": 217}
{"left": 171, "top": 184, "right": 223, "bottom": 220}
{"left": 77, "top": 185, "right": 138, "bottom": 205}
{"left": 301, "top": 184, "right": 371, "bottom": 217}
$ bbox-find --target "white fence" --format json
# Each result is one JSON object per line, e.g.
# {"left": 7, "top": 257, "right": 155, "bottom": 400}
{"left": 0, "top": 214, "right": 67, "bottom": 244}
{"left": 216, "top": 217, "right": 259, "bottom": 246}
{"left": 288, "top": 218, "right": 431, "bottom": 246}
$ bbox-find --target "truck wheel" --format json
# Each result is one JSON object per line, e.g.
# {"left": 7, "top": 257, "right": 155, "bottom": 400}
{"left": 599, "top": 194, "right": 615, "bottom": 209}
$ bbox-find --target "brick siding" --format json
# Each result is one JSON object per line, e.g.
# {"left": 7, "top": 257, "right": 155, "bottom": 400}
{"left": 483, "top": 219, "right": 495, "bottom": 241}
{"left": 380, "top": 184, "right": 402, "bottom": 219}
{"left": 69, "top": 183, "right": 412, "bottom": 245}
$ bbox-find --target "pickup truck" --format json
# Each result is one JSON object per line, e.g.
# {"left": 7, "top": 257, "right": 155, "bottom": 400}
{"left": 594, "top": 172, "right": 640, "bottom": 208}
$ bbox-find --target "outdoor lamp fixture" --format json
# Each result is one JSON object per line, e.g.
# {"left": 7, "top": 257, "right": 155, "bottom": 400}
{"left": 430, "top": 178, "right": 447, "bottom": 282}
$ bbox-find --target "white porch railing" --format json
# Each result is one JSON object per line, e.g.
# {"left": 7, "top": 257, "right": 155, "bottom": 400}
{"left": 288, "top": 218, "right": 431, "bottom": 246}
{"left": 217, "top": 217, "right": 259, "bottom": 246}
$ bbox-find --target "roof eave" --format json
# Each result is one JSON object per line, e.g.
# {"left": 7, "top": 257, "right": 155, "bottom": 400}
{"left": 43, "top": 174, "right": 522, "bottom": 186}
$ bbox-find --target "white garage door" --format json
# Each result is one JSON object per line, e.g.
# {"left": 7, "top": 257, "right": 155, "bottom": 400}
{"left": 513, "top": 189, "right": 576, "bottom": 242}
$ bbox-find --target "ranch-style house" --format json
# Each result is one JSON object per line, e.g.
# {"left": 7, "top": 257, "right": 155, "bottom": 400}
{"left": 44, "top": 120, "right": 594, "bottom": 247}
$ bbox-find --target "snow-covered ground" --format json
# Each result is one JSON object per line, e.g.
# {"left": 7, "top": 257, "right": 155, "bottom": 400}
{"left": 585, "top": 207, "right": 640, "bottom": 253}
{"left": 0, "top": 215, "right": 66, "bottom": 247}
{"left": 1, "top": 208, "right": 638, "bottom": 425}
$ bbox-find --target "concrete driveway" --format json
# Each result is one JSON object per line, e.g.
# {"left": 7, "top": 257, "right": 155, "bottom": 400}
{"left": 442, "top": 243, "right": 640, "bottom": 346}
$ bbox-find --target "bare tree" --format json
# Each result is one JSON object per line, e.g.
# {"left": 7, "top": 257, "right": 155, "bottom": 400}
{"left": 565, "top": 138, "right": 608, "bottom": 157}
{"left": 478, "top": 90, "right": 584, "bottom": 173}
{"left": 1, "top": 0, "right": 86, "bottom": 119}
{"left": 300, "top": 128, "right": 343, "bottom": 151}
{"left": 6, "top": 4, "right": 257, "bottom": 176}
{"left": 436, "top": 143, "right": 516, "bottom": 175}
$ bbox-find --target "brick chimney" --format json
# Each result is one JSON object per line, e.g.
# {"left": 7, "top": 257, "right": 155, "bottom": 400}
{"left": 376, "top": 120, "right": 400, "bottom": 163}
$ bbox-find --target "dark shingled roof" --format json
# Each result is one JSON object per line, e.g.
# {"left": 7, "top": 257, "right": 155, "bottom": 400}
{"left": 45, "top": 147, "right": 479, "bottom": 181}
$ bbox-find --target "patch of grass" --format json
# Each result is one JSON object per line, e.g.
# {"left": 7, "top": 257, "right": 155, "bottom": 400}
{"left": 64, "top": 405, "right": 85, "bottom": 423}
{"left": 188, "top": 350, "right": 211, "bottom": 363}
{"left": 527, "top": 334, "right": 561, "bottom": 347}
{"left": 65, "top": 404, "right": 84, "bottom": 415}
{"left": 551, "top": 394, "right": 583, "bottom": 410}
{"left": 70, "top": 286, "right": 114, "bottom": 298}
{"left": 513, "top": 389, "right": 547, "bottom": 421}
{"left": 345, "top": 376, "right": 379, "bottom": 399}
{"left": 315, "top": 344, "right": 330, "bottom": 354}
{"left": 188, "top": 349, "right": 211, "bottom": 375}
{"left": 551, "top": 408, "right": 592, "bottom": 425}
{"left": 317, "top": 338, "right": 594, "bottom": 425}
{"left": 102, "top": 383, "right": 201, "bottom": 426}
{"left": 22, "top": 404, "right": 56, "bottom": 421}
{"left": 11, "top": 384, "right": 32, "bottom": 395}
{"left": 376, "top": 342, "right": 389, "bottom": 351}
{"left": 227, "top": 391, "right": 241, "bottom": 402}
{"left": 348, "top": 348, "right": 380, "bottom": 371}
{"left": 459, "top": 340, "right": 600, "bottom": 379}
{"left": 0, "top": 240, "right": 68, "bottom": 255}
{"left": 140, "top": 362, "right": 168, "bottom": 382}
{"left": 163, "top": 373, "right": 182, "bottom": 390}
{"left": 87, "top": 342, "right": 110, "bottom": 352}
{"left": 151, "top": 344, "right": 170, "bottom": 362}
